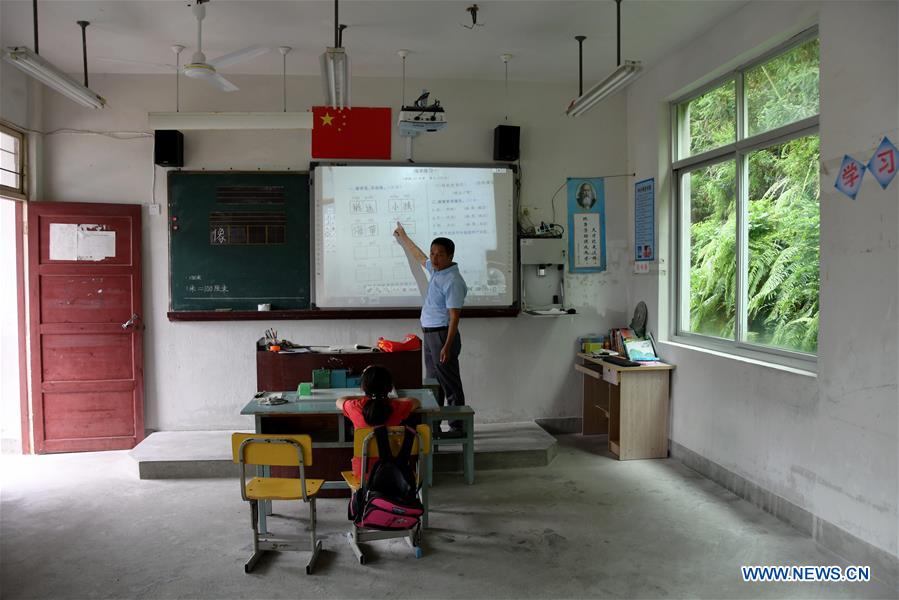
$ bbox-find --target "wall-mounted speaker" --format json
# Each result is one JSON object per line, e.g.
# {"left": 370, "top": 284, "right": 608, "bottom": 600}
{"left": 154, "top": 130, "right": 184, "bottom": 167}
{"left": 493, "top": 125, "right": 520, "bottom": 161}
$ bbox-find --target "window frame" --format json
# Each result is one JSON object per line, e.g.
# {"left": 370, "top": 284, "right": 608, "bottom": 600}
{"left": 0, "top": 121, "right": 27, "bottom": 200}
{"left": 670, "top": 27, "right": 820, "bottom": 368}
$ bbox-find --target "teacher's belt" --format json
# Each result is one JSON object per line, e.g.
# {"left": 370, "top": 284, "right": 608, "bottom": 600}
{"left": 422, "top": 326, "right": 449, "bottom": 333}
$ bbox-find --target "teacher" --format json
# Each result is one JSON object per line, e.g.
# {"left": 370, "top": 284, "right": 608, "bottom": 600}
{"left": 393, "top": 223, "right": 468, "bottom": 436}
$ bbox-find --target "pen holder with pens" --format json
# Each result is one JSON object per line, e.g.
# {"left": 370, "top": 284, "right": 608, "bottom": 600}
{"left": 264, "top": 328, "right": 280, "bottom": 351}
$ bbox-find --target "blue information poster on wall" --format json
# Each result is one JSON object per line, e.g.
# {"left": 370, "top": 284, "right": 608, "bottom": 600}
{"left": 634, "top": 178, "right": 655, "bottom": 261}
{"left": 567, "top": 177, "right": 606, "bottom": 273}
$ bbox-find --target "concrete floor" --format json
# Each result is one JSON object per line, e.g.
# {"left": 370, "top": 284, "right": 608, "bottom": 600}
{"left": 1, "top": 435, "right": 894, "bottom": 599}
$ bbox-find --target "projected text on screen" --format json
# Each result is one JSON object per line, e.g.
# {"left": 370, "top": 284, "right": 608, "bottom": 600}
{"left": 314, "top": 165, "right": 515, "bottom": 308}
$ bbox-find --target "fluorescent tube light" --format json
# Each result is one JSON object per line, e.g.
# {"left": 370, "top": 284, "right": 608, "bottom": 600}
{"left": 2, "top": 46, "right": 106, "bottom": 109}
{"left": 148, "top": 111, "right": 313, "bottom": 130}
{"left": 320, "top": 47, "right": 351, "bottom": 110}
{"left": 566, "top": 60, "right": 642, "bottom": 117}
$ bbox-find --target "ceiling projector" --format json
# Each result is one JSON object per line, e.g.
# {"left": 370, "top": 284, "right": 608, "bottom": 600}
{"left": 398, "top": 90, "right": 447, "bottom": 137}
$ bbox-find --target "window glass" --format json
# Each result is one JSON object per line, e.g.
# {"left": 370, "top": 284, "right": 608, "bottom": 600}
{"left": 676, "top": 80, "right": 735, "bottom": 158}
{"left": 0, "top": 128, "right": 23, "bottom": 194}
{"left": 0, "top": 131, "right": 17, "bottom": 152}
{"left": 746, "top": 135, "right": 819, "bottom": 353}
{"left": 745, "top": 38, "right": 819, "bottom": 137}
{"left": 0, "top": 149, "right": 17, "bottom": 189}
{"left": 683, "top": 160, "right": 737, "bottom": 339}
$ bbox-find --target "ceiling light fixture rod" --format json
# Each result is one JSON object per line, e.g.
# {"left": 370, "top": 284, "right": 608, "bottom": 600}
{"left": 616, "top": 0, "right": 621, "bottom": 66}
{"left": 338, "top": 24, "right": 347, "bottom": 48}
{"left": 575, "top": 35, "right": 586, "bottom": 96}
{"left": 32, "top": 0, "right": 39, "bottom": 53}
{"left": 334, "top": 0, "right": 339, "bottom": 47}
{"left": 77, "top": 20, "right": 89, "bottom": 87}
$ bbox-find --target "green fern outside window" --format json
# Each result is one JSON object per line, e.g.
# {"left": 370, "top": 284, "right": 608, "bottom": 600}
{"left": 673, "top": 30, "right": 819, "bottom": 358}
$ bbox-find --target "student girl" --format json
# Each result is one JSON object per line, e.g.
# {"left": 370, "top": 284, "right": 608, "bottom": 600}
{"left": 336, "top": 365, "right": 421, "bottom": 479}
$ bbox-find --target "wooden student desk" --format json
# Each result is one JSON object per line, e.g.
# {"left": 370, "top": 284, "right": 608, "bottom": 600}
{"left": 574, "top": 353, "right": 674, "bottom": 460}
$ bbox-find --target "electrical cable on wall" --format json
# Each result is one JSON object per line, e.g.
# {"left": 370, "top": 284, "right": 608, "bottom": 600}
{"left": 16, "top": 126, "right": 152, "bottom": 140}
{"left": 533, "top": 172, "right": 637, "bottom": 237}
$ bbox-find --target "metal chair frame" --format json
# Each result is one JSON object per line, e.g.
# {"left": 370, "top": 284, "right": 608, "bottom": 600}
{"left": 236, "top": 436, "right": 323, "bottom": 574}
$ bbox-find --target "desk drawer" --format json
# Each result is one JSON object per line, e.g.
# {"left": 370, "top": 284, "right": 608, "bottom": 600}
{"left": 575, "top": 363, "right": 603, "bottom": 379}
{"left": 603, "top": 366, "right": 619, "bottom": 386}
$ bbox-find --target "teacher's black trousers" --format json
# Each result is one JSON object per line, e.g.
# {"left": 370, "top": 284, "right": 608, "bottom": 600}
{"left": 423, "top": 328, "right": 466, "bottom": 431}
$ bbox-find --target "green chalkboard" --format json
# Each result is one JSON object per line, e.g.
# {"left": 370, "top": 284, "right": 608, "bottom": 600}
{"left": 168, "top": 171, "right": 310, "bottom": 311}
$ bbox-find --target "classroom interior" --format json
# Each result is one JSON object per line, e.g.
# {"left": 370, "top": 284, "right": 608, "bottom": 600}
{"left": 1, "top": 1, "right": 897, "bottom": 598}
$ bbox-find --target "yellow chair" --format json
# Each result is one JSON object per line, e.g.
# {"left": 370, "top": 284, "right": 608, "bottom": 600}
{"left": 231, "top": 433, "right": 325, "bottom": 574}
{"left": 341, "top": 425, "right": 431, "bottom": 564}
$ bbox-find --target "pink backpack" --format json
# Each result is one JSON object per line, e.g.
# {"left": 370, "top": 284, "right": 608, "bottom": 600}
{"left": 348, "top": 427, "right": 424, "bottom": 530}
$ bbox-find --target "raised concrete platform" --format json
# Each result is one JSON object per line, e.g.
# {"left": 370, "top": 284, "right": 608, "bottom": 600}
{"left": 130, "top": 422, "right": 558, "bottom": 480}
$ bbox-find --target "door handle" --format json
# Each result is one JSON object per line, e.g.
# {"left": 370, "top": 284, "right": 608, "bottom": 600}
{"left": 121, "top": 313, "right": 140, "bottom": 330}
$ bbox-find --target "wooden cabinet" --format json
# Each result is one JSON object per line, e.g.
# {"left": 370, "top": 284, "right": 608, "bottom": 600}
{"left": 575, "top": 354, "right": 674, "bottom": 460}
{"left": 256, "top": 346, "right": 422, "bottom": 391}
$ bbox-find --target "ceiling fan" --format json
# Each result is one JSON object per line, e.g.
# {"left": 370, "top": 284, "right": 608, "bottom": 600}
{"left": 180, "top": 0, "right": 268, "bottom": 91}
{"left": 98, "top": 0, "right": 267, "bottom": 92}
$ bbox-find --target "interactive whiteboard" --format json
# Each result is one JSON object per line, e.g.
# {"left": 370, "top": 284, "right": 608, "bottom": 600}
{"left": 312, "top": 164, "right": 516, "bottom": 309}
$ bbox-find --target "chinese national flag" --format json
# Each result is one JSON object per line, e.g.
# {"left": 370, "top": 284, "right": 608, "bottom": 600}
{"left": 311, "top": 106, "right": 392, "bottom": 159}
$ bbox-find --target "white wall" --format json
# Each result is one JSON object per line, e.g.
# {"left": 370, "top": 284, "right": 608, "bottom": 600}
{"left": 1, "top": 61, "right": 30, "bottom": 127}
{"left": 18, "top": 71, "right": 630, "bottom": 431}
{"left": 626, "top": 0, "right": 898, "bottom": 558}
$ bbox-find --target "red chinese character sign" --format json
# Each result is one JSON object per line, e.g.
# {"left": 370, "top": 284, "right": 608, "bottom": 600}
{"left": 834, "top": 155, "right": 866, "bottom": 200}
{"left": 866, "top": 136, "right": 897, "bottom": 190}
{"left": 567, "top": 178, "right": 606, "bottom": 273}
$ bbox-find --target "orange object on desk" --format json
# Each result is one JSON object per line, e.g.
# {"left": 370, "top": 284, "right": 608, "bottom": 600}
{"left": 269, "top": 345, "right": 281, "bottom": 352}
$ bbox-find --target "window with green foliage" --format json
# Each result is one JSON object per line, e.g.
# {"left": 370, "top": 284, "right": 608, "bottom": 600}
{"left": 682, "top": 160, "right": 736, "bottom": 339}
{"left": 676, "top": 80, "right": 736, "bottom": 157}
{"left": 673, "top": 30, "right": 819, "bottom": 359}
{"left": 745, "top": 38, "right": 820, "bottom": 138}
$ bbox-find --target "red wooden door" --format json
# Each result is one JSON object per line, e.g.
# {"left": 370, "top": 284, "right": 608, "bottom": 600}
{"left": 27, "top": 202, "right": 144, "bottom": 453}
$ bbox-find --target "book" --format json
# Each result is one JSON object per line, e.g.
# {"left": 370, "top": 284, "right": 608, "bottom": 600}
{"left": 609, "top": 327, "right": 636, "bottom": 356}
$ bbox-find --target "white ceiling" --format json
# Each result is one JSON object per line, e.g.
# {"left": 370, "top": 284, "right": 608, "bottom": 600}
{"left": 1, "top": 1, "right": 750, "bottom": 84}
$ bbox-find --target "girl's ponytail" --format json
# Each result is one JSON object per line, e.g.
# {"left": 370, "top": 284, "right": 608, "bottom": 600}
{"left": 360, "top": 365, "right": 394, "bottom": 425}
